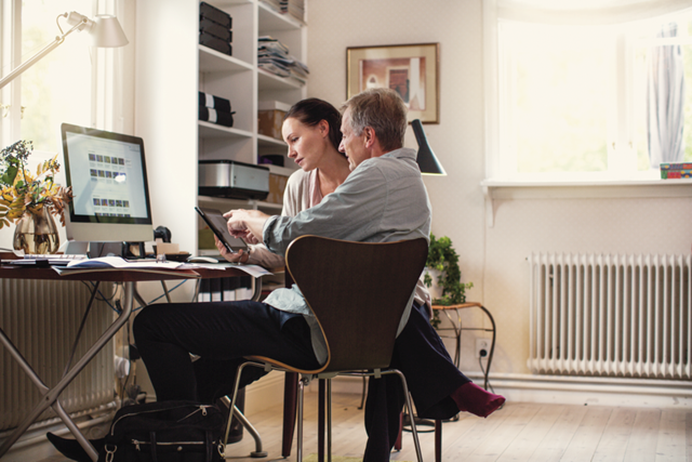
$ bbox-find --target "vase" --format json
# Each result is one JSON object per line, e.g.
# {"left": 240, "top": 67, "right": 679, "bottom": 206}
{"left": 13, "top": 207, "right": 60, "bottom": 254}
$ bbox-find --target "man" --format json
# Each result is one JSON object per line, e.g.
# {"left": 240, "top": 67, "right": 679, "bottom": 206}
{"left": 225, "top": 88, "right": 504, "bottom": 460}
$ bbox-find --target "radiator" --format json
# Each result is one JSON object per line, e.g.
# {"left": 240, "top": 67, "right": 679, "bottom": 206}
{"left": 0, "top": 279, "right": 116, "bottom": 432}
{"left": 527, "top": 253, "right": 691, "bottom": 379}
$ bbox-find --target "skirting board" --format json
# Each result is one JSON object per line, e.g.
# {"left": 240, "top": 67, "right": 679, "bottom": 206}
{"left": 325, "top": 372, "right": 692, "bottom": 409}
{"left": 244, "top": 370, "right": 286, "bottom": 414}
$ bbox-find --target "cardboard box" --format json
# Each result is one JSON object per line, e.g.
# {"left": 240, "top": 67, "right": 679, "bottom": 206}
{"left": 266, "top": 173, "right": 289, "bottom": 204}
{"left": 258, "top": 110, "right": 286, "bottom": 140}
{"left": 258, "top": 100, "right": 291, "bottom": 140}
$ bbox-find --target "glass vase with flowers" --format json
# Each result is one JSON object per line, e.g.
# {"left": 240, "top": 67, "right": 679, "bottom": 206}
{"left": 0, "top": 140, "right": 73, "bottom": 254}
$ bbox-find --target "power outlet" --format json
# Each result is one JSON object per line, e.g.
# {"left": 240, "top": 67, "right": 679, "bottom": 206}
{"left": 476, "top": 338, "right": 491, "bottom": 359}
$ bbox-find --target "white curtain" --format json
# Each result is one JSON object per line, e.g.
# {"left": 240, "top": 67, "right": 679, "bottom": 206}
{"left": 647, "top": 22, "right": 686, "bottom": 167}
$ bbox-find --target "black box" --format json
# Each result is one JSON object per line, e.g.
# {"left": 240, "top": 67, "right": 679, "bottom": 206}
{"left": 199, "top": 31, "right": 232, "bottom": 56}
{"left": 200, "top": 17, "right": 232, "bottom": 42}
{"left": 199, "top": 2, "right": 232, "bottom": 29}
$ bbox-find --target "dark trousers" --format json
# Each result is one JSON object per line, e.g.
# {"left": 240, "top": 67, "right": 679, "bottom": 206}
{"left": 132, "top": 300, "right": 320, "bottom": 403}
{"left": 363, "top": 302, "right": 470, "bottom": 462}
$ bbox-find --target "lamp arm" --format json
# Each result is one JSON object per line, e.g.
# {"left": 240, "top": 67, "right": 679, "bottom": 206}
{"left": 0, "top": 17, "right": 88, "bottom": 90}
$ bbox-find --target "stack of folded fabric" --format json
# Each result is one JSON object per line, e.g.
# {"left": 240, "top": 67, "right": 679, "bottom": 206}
{"left": 199, "top": 91, "right": 235, "bottom": 127}
{"left": 199, "top": 1, "right": 233, "bottom": 56}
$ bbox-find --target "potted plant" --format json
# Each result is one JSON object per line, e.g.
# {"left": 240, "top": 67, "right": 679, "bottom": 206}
{"left": 424, "top": 234, "right": 473, "bottom": 328}
{"left": 0, "top": 140, "right": 73, "bottom": 254}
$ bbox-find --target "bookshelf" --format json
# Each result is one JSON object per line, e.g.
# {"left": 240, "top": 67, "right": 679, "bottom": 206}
{"left": 134, "top": 0, "right": 306, "bottom": 258}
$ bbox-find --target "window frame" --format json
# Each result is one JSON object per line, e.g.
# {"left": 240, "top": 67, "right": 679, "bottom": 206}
{"left": 483, "top": 0, "right": 692, "bottom": 186}
{"left": 0, "top": 0, "right": 128, "bottom": 149}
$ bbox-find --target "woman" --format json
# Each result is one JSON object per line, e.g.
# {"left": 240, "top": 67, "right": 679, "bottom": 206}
{"left": 219, "top": 98, "right": 351, "bottom": 268}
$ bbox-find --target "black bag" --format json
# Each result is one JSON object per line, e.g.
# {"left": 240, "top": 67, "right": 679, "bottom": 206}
{"left": 99, "top": 401, "right": 225, "bottom": 462}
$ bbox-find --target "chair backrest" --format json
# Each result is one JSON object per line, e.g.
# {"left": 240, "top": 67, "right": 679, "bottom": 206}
{"left": 285, "top": 235, "right": 429, "bottom": 373}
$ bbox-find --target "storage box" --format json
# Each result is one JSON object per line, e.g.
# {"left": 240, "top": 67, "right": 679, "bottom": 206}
{"left": 258, "top": 101, "right": 291, "bottom": 140}
{"left": 266, "top": 173, "right": 289, "bottom": 204}
{"left": 258, "top": 110, "right": 286, "bottom": 140}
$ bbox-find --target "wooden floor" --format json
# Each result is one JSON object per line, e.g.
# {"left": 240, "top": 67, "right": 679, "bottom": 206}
{"left": 39, "top": 391, "right": 692, "bottom": 462}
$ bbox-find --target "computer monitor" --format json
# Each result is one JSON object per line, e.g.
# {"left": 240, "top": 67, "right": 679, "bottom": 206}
{"left": 60, "top": 123, "right": 154, "bottom": 245}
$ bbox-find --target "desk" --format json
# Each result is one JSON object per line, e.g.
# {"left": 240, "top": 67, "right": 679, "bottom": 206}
{"left": 0, "top": 264, "right": 252, "bottom": 461}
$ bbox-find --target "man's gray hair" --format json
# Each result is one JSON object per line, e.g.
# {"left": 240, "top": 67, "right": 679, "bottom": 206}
{"left": 342, "top": 88, "right": 408, "bottom": 152}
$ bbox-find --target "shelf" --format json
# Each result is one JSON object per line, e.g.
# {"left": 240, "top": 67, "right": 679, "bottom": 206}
{"left": 198, "top": 45, "right": 253, "bottom": 73}
{"left": 265, "top": 164, "right": 296, "bottom": 176}
{"left": 258, "top": 69, "right": 304, "bottom": 91}
{"left": 258, "top": 133, "right": 285, "bottom": 147}
{"left": 198, "top": 195, "right": 284, "bottom": 211}
{"left": 258, "top": 2, "right": 305, "bottom": 32}
{"left": 198, "top": 121, "right": 253, "bottom": 139}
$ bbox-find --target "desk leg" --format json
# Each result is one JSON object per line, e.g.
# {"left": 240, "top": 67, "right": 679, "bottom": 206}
{"left": 0, "top": 281, "right": 134, "bottom": 461}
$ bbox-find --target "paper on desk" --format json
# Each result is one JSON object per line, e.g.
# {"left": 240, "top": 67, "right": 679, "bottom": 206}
{"left": 180, "top": 263, "right": 273, "bottom": 278}
{"left": 60, "top": 256, "right": 184, "bottom": 270}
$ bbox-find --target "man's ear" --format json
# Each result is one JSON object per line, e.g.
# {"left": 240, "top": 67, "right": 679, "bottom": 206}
{"left": 362, "top": 127, "right": 376, "bottom": 148}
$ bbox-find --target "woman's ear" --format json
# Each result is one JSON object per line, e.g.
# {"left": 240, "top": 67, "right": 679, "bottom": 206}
{"left": 318, "top": 119, "right": 330, "bottom": 137}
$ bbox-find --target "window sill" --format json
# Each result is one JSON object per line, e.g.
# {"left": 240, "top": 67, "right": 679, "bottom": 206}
{"left": 480, "top": 177, "right": 692, "bottom": 227}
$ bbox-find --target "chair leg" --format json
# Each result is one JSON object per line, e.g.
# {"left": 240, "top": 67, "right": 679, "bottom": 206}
{"left": 326, "top": 379, "right": 332, "bottom": 462}
{"left": 392, "top": 371, "right": 423, "bottom": 462}
{"left": 219, "top": 396, "right": 267, "bottom": 457}
{"left": 394, "top": 411, "right": 403, "bottom": 451}
{"left": 224, "top": 361, "right": 269, "bottom": 458}
{"left": 318, "top": 380, "right": 326, "bottom": 462}
{"left": 282, "top": 372, "right": 299, "bottom": 457}
{"left": 434, "top": 419, "right": 442, "bottom": 462}
{"left": 296, "top": 376, "right": 308, "bottom": 462}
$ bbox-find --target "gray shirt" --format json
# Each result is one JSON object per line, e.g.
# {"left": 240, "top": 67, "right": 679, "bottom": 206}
{"left": 262, "top": 147, "right": 432, "bottom": 364}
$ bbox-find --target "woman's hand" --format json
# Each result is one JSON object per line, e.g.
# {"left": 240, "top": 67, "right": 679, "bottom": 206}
{"left": 214, "top": 235, "right": 250, "bottom": 263}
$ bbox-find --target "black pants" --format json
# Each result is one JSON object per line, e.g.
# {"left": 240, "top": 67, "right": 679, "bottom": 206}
{"left": 133, "top": 300, "right": 320, "bottom": 402}
{"left": 363, "top": 302, "right": 470, "bottom": 462}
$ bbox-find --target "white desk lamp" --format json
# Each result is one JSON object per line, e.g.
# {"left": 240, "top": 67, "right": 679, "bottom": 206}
{"left": 0, "top": 11, "right": 128, "bottom": 90}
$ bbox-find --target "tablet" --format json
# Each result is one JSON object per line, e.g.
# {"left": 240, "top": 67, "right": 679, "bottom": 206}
{"left": 195, "top": 207, "right": 249, "bottom": 254}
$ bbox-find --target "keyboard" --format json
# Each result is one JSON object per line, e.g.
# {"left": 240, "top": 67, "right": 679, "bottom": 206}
{"left": 23, "top": 254, "right": 88, "bottom": 261}
{"left": 6, "top": 254, "right": 89, "bottom": 267}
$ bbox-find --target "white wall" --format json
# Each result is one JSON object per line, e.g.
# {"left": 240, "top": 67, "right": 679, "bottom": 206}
{"left": 306, "top": 0, "right": 692, "bottom": 377}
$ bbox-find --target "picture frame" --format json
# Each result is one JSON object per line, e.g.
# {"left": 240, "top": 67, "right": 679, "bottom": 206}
{"left": 346, "top": 43, "right": 440, "bottom": 124}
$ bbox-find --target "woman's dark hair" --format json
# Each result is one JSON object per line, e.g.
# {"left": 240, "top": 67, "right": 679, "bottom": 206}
{"left": 285, "top": 98, "right": 343, "bottom": 151}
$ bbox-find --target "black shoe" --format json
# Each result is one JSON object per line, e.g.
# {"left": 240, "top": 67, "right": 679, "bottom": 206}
{"left": 46, "top": 432, "right": 104, "bottom": 462}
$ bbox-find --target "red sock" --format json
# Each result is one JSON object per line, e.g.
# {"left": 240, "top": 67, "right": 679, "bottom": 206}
{"left": 450, "top": 381, "right": 505, "bottom": 418}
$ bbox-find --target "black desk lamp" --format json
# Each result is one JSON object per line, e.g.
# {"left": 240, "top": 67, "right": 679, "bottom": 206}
{"left": 412, "top": 119, "right": 446, "bottom": 175}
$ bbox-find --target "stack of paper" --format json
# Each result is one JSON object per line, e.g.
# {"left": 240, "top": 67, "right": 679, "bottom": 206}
{"left": 258, "top": 36, "right": 309, "bottom": 84}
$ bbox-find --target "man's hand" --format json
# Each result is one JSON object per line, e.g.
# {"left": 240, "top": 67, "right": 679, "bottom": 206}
{"left": 224, "top": 209, "right": 270, "bottom": 245}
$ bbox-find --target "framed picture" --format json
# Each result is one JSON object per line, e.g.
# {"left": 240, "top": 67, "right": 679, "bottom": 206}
{"left": 346, "top": 43, "right": 440, "bottom": 124}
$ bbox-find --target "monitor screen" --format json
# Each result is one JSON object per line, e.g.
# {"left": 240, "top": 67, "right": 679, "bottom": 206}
{"left": 61, "top": 123, "right": 153, "bottom": 243}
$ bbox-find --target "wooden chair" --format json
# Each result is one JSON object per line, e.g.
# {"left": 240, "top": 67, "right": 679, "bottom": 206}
{"left": 223, "top": 235, "right": 429, "bottom": 462}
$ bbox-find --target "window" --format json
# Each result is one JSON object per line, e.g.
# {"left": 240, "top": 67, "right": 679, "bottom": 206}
{"left": 0, "top": 0, "right": 125, "bottom": 153}
{"left": 485, "top": 0, "right": 692, "bottom": 182}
